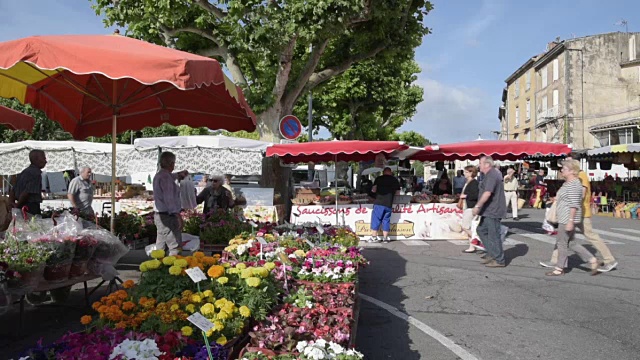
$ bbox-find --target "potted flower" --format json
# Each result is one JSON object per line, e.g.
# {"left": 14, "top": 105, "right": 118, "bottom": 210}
{"left": 200, "top": 210, "right": 251, "bottom": 252}
{"left": 35, "top": 235, "right": 77, "bottom": 282}
{"left": 0, "top": 237, "right": 51, "bottom": 291}
{"left": 69, "top": 234, "right": 98, "bottom": 278}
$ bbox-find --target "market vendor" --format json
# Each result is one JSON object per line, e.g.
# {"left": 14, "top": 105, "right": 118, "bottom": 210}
{"left": 10, "top": 149, "right": 47, "bottom": 215}
{"left": 197, "top": 172, "right": 234, "bottom": 215}
{"left": 153, "top": 151, "right": 189, "bottom": 256}
{"left": 67, "top": 166, "right": 94, "bottom": 217}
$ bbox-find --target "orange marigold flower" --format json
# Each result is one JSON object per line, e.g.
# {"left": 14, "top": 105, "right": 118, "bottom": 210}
{"left": 207, "top": 265, "right": 225, "bottom": 279}
{"left": 115, "top": 290, "right": 128, "bottom": 300}
{"left": 193, "top": 251, "right": 205, "bottom": 259}
{"left": 80, "top": 315, "right": 92, "bottom": 325}
{"left": 92, "top": 302, "right": 102, "bottom": 311}
{"left": 115, "top": 321, "right": 127, "bottom": 329}
{"left": 123, "top": 280, "right": 135, "bottom": 289}
{"left": 122, "top": 301, "right": 136, "bottom": 311}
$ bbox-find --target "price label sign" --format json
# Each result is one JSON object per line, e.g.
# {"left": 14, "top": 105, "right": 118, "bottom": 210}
{"left": 304, "top": 239, "right": 315, "bottom": 248}
{"left": 316, "top": 225, "right": 325, "bottom": 234}
{"left": 257, "top": 237, "right": 268, "bottom": 245}
{"left": 185, "top": 267, "right": 208, "bottom": 283}
{"left": 187, "top": 312, "right": 214, "bottom": 332}
{"left": 278, "top": 252, "right": 292, "bottom": 265}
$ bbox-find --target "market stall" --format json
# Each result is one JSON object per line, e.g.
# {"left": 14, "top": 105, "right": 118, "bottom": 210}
{"left": 266, "top": 140, "right": 462, "bottom": 239}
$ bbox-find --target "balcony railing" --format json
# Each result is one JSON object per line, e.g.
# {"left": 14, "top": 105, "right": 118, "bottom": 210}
{"left": 537, "top": 106, "right": 559, "bottom": 125}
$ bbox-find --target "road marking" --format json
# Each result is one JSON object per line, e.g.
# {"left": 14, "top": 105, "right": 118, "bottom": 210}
{"left": 592, "top": 229, "right": 640, "bottom": 243}
{"left": 402, "top": 240, "right": 430, "bottom": 246}
{"left": 516, "top": 232, "right": 624, "bottom": 245}
{"left": 447, "top": 239, "right": 524, "bottom": 246}
{"left": 361, "top": 293, "right": 480, "bottom": 360}
{"left": 612, "top": 228, "right": 640, "bottom": 235}
{"left": 448, "top": 240, "right": 470, "bottom": 246}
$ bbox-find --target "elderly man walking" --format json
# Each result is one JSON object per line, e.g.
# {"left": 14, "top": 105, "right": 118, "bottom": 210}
{"left": 503, "top": 168, "right": 519, "bottom": 220}
{"left": 153, "top": 152, "right": 188, "bottom": 256}
{"left": 472, "top": 156, "right": 507, "bottom": 267}
{"left": 10, "top": 149, "right": 47, "bottom": 216}
{"left": 68, "top": 167, "right": 95, "bottom": 218}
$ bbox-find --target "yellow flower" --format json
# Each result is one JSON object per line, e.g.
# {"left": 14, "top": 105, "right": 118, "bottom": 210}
{"left": 227, "top": 268, "right": 239, "bottom": 274}
{"left": 216, "top": 336, "right": 227, "bottom": 345}
{"left": 201, "top": 303, "right": 215, "bottom": 316}
{"left": 213, "top": 321, "right": 224, "bottom": 331}
{"left": 80, "top": 315, "right": 92, "bottom": 325}
{"left": 252, "top": 267, "right": 269, "bottom": 278}
{"left": 294, "top": 249, "right": 306, "bottom": 258}
{"left": 217, "top": 310, "right": 231, "bottom": 320}
{"left": 222, "top": 263, "right": 231, "bottom": 268}
{"left": 139, "top": 262, "right": 148, "bottom": 272}
{"left": 191, "top": 294, "right": 202, "bottom": 303}
{"left": 181, "top": 326, "right": 193, "bottom": 336}
{"left": 174, "top": 259, "right": 189, "bottom": 268}
{"left": 245, "top": 277, "right": 261, "bottom": 287}
{"left": 150, "top": 249, "right": 165, "bottom": 259}
{"left": 162, "top": 256, "right": 176, "bottom": 266}
{"left": 170, "top": 304, "right": 180, "bottom": 312}
{"left": 222, "top": 302, "right": 236, "bottom": 314}
{"left": 239, "top": 306, "right": 251, "bottom": 318}
{"left": 203, "top": 290, "right": 213, "bottom": 298}
{"left": 193, "top": 251, "right": 205, "bottom": 259}
{"left": 235, "top": 263, "right": 247, "bottom": 270}
{"left": 185, "top": 304, "right": 196, "bottom": 313}
{"left": 214, "top": 298, "right": 228, "bottom": 309}
{"left": 168, "top": 265, "right": 183, "bottom": 276}
{"left": 147, "top": 259, "right": 162, "bottom": 270}
{"left": 216, "top": 276, "right": 229, "bottom": 285}
{"left": 205, "top": 329, "right": 213, "bottom": 337}
{"left": 264, "top": 262, "right": 276, "bottom": 271}
{"left": 240, "top": 268, "right": 253, "bottom": 279}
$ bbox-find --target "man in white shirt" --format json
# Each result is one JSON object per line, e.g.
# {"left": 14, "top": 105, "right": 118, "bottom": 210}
{"left": 179, "top": 175, "right": 197, "bottom": 211}
{"left": 67, "top": 167, "right": 95, "bottom": 218}
{"left": 153, "top": 152, "right": 188, "bottom": 256}
{"left": 503, "top": 168, "right": 519, "bottom": 220}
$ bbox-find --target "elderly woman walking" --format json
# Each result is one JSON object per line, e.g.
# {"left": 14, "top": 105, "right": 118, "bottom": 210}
{"left": 545, "top": 159, "right": 599, "bottom": 276}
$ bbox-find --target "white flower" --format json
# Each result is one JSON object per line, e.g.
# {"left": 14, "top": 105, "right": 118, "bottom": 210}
{"left": 328, "top": 341, "right": 345, "bottom": 354}
{"left": 109, "top": 339, "right": 163, "bottom": 360}
{"left": 304, "top": 346, "right": 326, "bottom": 360}
{"left": 296, "top": 341, "right": 309, "bottom": 352}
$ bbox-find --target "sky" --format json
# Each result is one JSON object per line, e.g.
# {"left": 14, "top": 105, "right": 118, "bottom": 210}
{"left": 1, "top": 0, "right": 639, "bottom": 144}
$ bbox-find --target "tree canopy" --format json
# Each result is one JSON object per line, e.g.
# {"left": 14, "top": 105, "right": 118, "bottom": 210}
{"left": 91, "top": 0, "right": 433, "bottom": 141}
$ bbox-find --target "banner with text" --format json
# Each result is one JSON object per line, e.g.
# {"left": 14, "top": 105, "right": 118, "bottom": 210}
{"left": 291, "top": 203, "right": 469, "bottom": 240}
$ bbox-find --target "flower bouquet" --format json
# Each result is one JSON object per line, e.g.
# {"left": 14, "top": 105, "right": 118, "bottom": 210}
{"left": 69, "top": 234, "right": 99, "bottom": 278}
{"left": 0, "top": 237, "right": 51, "bottom": 291}
{"left": 35, "top": 236, "right": 77, "bottom": 282}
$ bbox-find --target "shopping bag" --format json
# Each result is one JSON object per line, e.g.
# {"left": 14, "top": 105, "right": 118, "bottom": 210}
{"left": 545, "top": 201, "right": 558, "bottom": 224}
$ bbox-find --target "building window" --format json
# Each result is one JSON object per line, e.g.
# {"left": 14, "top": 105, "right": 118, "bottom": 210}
{"left": 515, "top": 107, "right": 520, "bottom": 127}
{"left": 541, "top": 66, "right": 548, "bottom": 88}
{"left": 525, "top": 71, "right": 531, "bottom": 90}
{"left": 553, "top": 59, "right": 559, "bottom": 81}
{"left": 526, "top": 99, "right": 531, "bottom": 120}
{"left": 525, "top": 129, "right": 531, "bottom": 141}
{"left": 515, "top": 79, "right": 520, "bottom": 98}
{"left": 630, "top": 35, "right": 637, "bottom": 61}
{"left": 593, "top": 127, "right": 640, "bottom": 147}
{"left": 552, "top": 89, "right": 559, "bottom": 107}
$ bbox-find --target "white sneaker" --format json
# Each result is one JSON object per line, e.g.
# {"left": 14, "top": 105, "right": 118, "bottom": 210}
{"left": 382, "top": 237, "right": 391, "bottom": 243}
{"left": 597, "top": 261, "right": 618, "bottom": 273}
{"left": 368, "top": 236, "right": 380, "bottom": 243}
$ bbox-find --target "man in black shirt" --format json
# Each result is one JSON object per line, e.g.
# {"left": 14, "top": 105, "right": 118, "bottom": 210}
{"left": 369, "top": 167, "right": 400, "bottom": 243}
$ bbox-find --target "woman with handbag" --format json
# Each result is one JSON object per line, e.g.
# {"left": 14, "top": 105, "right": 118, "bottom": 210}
{"left": 545, "top": 159, "right": 599, "bottom": 276}
{"left": 459, "top": 166, "right": 483, "bottom": 253}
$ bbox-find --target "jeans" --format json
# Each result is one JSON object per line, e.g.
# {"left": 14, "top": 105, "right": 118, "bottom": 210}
{"left": 477, "top": 216, "right": 504, "bottom": 264}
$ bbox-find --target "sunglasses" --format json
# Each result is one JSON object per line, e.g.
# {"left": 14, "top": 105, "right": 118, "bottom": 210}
{"left": 211, "top": 179, "right": 220, "bottom": 182}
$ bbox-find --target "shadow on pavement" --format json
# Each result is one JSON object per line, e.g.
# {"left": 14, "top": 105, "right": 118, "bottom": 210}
{"left": 356, "top": 247, "right": 421, "bottom": 359}
{"left": 505, "top": 243, "right": 529, "bottom": 265}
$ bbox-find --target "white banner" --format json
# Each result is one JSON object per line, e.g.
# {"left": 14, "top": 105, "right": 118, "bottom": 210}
{"left": 290, "top": 203, "right": 469, "bottom": 240}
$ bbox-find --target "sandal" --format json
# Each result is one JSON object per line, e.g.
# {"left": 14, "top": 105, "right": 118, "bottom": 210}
{"left": 462, "top": 248, "right": 476, "bottom": 253}
{"left": 545, "top": 268, "right": 564, "bottom": 276}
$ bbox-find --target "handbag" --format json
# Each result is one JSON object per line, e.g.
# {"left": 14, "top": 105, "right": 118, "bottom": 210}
{"left": 545, "top": 201, "right": 558, "bottom": 224}
{"left": 457, "top": 182, "right": 468, "bottom": 210}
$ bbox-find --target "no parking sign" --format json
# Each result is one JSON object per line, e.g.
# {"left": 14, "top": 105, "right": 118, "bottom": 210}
{"left": 279, "top": 115, "right": 302, "bottom": 140}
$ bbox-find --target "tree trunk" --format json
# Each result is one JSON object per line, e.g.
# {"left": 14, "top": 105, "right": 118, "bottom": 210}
{"left": 257, "top": 105, "right": 293, "bottom": 221}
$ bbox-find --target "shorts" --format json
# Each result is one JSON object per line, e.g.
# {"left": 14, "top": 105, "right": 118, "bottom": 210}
{"left": 371, "top": 204, "right": 392, "bottom": 232}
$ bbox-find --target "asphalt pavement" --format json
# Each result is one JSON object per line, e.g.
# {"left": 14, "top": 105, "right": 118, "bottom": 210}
{"left": 355, "top": 208, "right": 640, "bottom": 359}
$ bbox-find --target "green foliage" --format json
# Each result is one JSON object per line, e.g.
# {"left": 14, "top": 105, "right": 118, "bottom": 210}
{"left": 134, "top": 267, "right": 196, "bottom": 303}
{"left": 90, "top": 0, "right": 433, "bottom": 140}
{"left": 0, "top": 97, "right": 73, "bottom": 142}
{"left": 295, "top": 57, "right": 425, "bottom": 141}
{"left": 391, "top": 130, "right": 431, "bottom": 146}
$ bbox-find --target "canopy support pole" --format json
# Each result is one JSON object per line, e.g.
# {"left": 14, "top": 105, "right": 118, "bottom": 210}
{"left": 110, "top": 85, "right": 117, "bottom": 233}
{"left": 335, "top": 154, "right": 339, "bottom": 226}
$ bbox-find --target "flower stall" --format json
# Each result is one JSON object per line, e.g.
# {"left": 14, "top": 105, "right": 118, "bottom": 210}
{"left": 13, "top": 221, "right": 367, "bottom": 359}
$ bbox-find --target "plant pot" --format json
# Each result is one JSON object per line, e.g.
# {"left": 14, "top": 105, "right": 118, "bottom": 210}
{"left": 44, "top": 261, "right": 72, "bottom": 282}
{"left": 7, "top": 264, "right": 44, "bottom": 293}
{"left": 69, "top": 260, "right": 89, "bottom": 278}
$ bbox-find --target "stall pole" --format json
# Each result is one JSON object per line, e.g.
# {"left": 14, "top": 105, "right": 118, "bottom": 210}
{"left": 335, "top": 154, "right": 339, "bottom": 226}
{"left": 110, "top": 85, "right": 117, "bottom": 233}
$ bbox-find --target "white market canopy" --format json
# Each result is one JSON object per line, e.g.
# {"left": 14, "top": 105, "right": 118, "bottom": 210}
{"left": 0, "top": 140, "right": 157, "bottom": 176}
{"left": 133, "top": 135, "right": 270, "bottom": 176}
